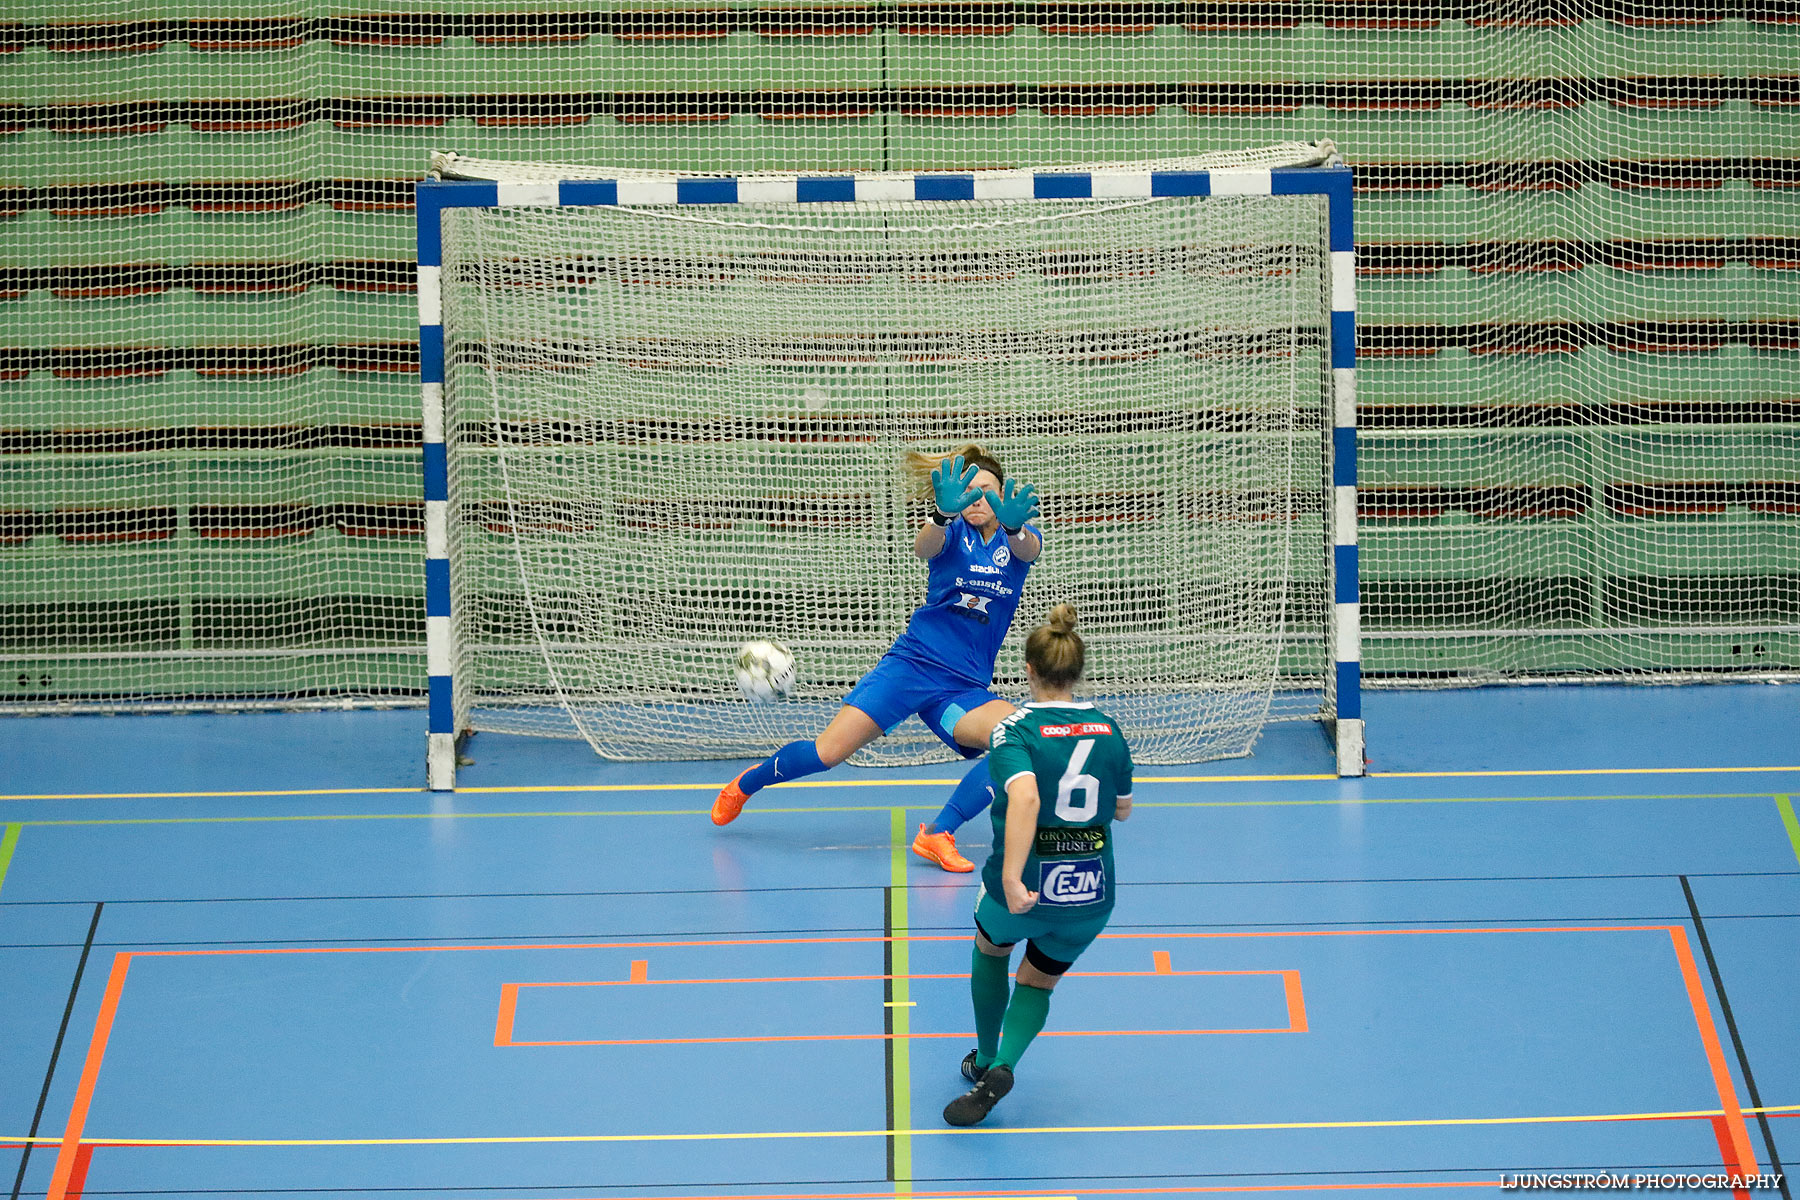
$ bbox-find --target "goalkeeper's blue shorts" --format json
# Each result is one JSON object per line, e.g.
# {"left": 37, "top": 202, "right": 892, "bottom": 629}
{"left": 843, "top": 651, "right": 1000, "bottom": 759}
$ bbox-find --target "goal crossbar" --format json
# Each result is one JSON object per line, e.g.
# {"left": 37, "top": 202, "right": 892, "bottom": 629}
{"left": 417, "top": 160, "right": 1363, "bottom": 788}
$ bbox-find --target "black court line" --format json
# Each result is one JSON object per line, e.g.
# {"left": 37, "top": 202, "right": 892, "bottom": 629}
{"left": 9, "top": 901, "right": 101, "bottom": 1200}
{"left": 3, "top": 911, "right": 1799, "bottom": 955}
{"left": 5, "top": 915, "right": 1800, "bottom": 953}
{"left": 8, "top": 911, "right": 1793, "bottom": 954}
{"left": 1, "top": 868, "right": 1795, "bottom": 908}
{"left": 1680, "top": 876, "right": 1792, "bottom": 1199}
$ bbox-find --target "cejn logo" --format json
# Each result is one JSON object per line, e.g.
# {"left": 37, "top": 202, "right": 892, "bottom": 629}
{"left": 1039, "top": 857, "right": 1104, "bottom": 906}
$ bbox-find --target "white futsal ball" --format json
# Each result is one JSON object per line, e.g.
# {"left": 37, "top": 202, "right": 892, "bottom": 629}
{"left": 734, "top": 640, "right": 797, "bottom": 702}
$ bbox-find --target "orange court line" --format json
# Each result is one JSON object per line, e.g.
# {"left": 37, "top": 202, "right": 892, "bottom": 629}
{"left": 504, "top": 967, "right": 1291, "bottom": 988}
{"left": 494, "top": 983, "right": 519, "bottom": 1047}
{"left": 496, "top": 964, "right": 1303, "bottom": 1046}
{"left": 48, "top": 952, "right": 130, "bottom": 1200}
{"left": 129, "top": 933, "right": 950, "bottom": 958}
{"left": 120, "top": 924, "right": 1696, "bottom": 959}
{"left": 46, "top": 922, "right": 1753, "bottom": 1198}
{"left": 1667, "top": 925, "right": 1758, "bottom": 1175}
{"left": 1283, "top": 969, "right": 1309, "bottom": 1033}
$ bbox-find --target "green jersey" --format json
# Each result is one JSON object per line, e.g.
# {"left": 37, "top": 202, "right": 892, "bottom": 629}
{"left": 983, "top": 701, "right": 1134, "bottom": 920}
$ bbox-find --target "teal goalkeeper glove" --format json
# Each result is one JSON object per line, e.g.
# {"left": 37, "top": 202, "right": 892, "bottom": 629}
{"left": 987, "top": 478, "right": 1040, "bottom": 534}
{"left": 931, "top": 455, "right": 982, "bottom": 517}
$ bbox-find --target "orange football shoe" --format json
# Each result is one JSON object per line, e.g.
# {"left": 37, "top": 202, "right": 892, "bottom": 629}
{"left": 912, "top": 823, "right": 974, "bottom": 873}
{"left": 712, "top": 770, "right": 752, "bottom": 826}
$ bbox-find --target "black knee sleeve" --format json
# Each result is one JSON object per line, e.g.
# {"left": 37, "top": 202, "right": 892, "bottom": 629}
{"left": 1023, "top": 940, "right": 1073, "bottom": 976}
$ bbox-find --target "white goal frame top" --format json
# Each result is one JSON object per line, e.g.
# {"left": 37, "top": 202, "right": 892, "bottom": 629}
{"left": 416, "top": 164, "right": 1363, "bottom": 788}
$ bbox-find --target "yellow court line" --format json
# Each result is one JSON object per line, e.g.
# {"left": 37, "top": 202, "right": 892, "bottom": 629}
{"left": 8, "top": 1102, "right": 1797, "bottom": 1149}
{"left": 1375, "top": 765, "right": 1800, "bottom": 780}
{"left": 459, "top": 775, "right": 1341, "bottom": 790}
{"left": 1134, "top": 790, "right": 1793, "bottom": 811}
{"left": 1, "top": 781, "right": 954, "bottom": 802}
{"left": 5, "top": 793, "right": 1792, "bottom": 826}
{"left": 1, "top": 786, "right": 436, "bottom": 802}
{"left": 8, "top": 763, "right": 1800, "bottom": 803}
{"left": 0, "top": 777, "right": 1319, "bottom": 801}
{"left": 10, "top": 794, "right": 1792, "bottom": 828}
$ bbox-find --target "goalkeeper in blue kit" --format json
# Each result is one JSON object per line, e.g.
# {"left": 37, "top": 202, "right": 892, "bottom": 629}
{"left": 944, "top": 602, "right": 1134, "bottom": 1126}
{"left": 713, "top": 444, "right": 1044, "bottom": 874}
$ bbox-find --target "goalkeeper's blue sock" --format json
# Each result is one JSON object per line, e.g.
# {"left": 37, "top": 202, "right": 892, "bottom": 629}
{"left": 927, "top": 760, "right": 994, "bottom": 835}
{"left": 739, "top": 740, "right": 827, "bottom": 797}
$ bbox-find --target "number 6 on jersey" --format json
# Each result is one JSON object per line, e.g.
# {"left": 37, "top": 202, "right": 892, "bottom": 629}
{"left": 1054, "top": 738, "right": 1101, "bottom": 822}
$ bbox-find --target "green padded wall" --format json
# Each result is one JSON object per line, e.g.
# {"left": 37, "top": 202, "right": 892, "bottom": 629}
{"left": 1, "top": 1, "right": 1797, "bottom": 710}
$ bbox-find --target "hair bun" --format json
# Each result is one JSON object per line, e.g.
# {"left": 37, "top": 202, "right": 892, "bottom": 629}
{"left": 1046, "top": 603, "right": 1077, "bottom": 634}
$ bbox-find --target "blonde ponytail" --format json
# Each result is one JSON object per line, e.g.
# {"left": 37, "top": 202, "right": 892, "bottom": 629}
{"left": 1025, "top": 603, "right": 1085, "bottom": 688}
{"left": 902, "top": 443, "right": 1005, "bottom": 495}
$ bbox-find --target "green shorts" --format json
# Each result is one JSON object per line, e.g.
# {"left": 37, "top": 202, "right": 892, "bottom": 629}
{"left": 973, "top": 883, "right": 1112, "bottom": 966}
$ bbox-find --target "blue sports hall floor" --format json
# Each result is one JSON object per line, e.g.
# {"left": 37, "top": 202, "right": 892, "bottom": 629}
{"left": 2, "top": 684, "right": 1797, "bottom": 1200}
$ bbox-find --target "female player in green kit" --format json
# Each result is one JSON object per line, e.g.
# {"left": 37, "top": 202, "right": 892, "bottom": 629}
{"left": 944, "top": 602, "right": 1134, "bottom": 1126}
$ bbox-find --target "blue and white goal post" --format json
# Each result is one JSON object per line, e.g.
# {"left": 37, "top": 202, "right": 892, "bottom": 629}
{"left": 418, "top": 151, "right": 1363, "bottom": 789}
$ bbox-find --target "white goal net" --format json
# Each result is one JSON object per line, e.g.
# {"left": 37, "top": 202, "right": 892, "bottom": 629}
{"left": 436, "top": 152, "right": 1347, "bottom": 766}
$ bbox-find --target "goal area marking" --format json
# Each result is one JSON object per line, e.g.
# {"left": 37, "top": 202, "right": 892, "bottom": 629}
{"left": 416, "top": 164, "right": 1362, "bottom": 788}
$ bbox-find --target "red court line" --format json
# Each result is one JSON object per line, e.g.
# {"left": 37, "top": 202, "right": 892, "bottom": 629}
{"left": 58, "top": 1172, "right": 1511, "bottom": 1200}
{"left": 1708, "top": 1117, "right": 1755, "bottom": 1200}
{"left": 503, "top": 1027, "right": 1303, "bottom": 1047}
{"left": 62, "top": 1144, "right": 93, "bottom": 1200}
{"left": 495, "top": 1183, "right": 1506, "bottom": 1198}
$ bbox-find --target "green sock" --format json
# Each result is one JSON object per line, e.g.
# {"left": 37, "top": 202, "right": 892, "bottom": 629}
{"left": 995, "top": 982, "right": 1053, "bottom": 1070}
{"left": 970, "top": 946, "right": 1010, "bottom": 1068}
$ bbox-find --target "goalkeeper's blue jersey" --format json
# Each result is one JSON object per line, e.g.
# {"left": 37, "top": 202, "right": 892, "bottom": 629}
{"left": 887, "top": 516, "right": 1040, "bottom": 686}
